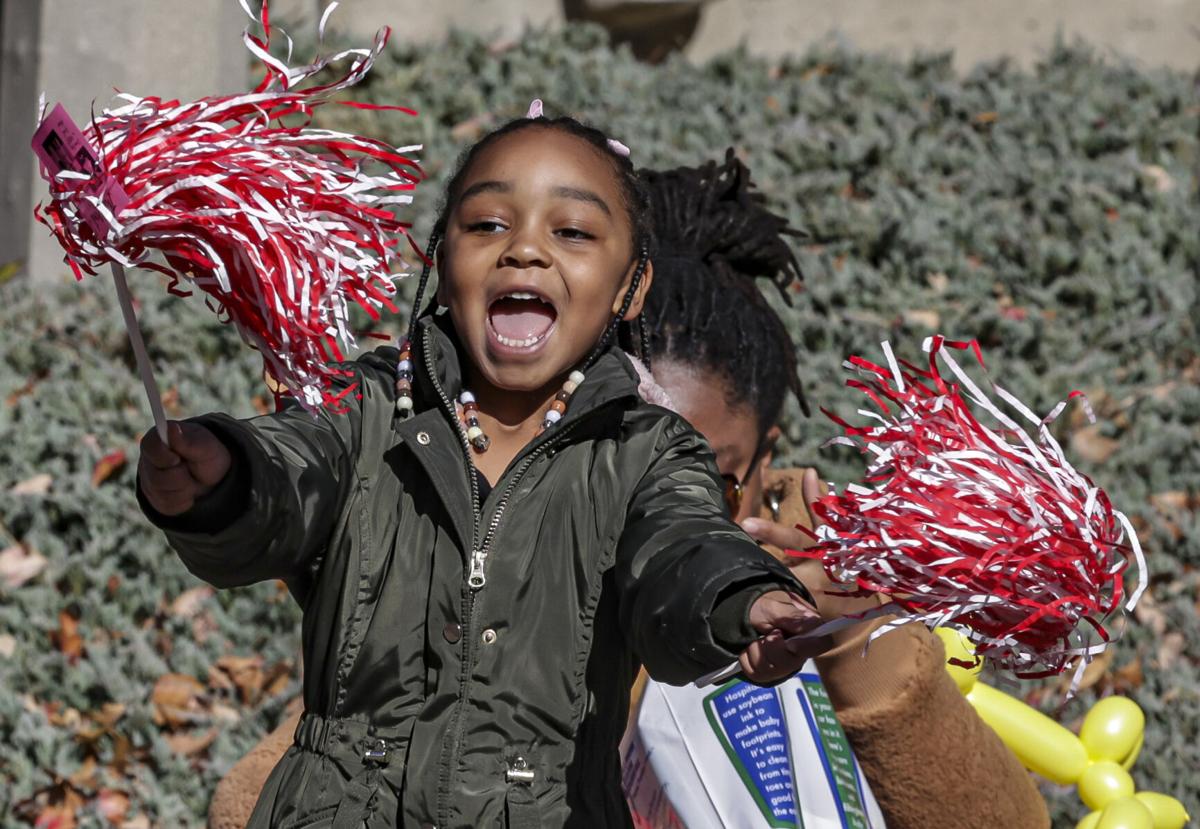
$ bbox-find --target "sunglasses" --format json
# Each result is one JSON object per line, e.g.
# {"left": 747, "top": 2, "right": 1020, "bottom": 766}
{"left": 720, "top": 438, "right": 772, "bottom": 516}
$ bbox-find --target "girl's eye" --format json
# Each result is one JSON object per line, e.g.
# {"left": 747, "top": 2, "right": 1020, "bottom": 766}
{"left": 556, "top": 227, "right": 595, "bottom": 241}
{"left": 466, "top": 220, "right": 506, "bottom": 234}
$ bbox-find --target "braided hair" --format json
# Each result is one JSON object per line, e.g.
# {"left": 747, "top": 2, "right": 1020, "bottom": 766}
{"left": 405, "top": 110, "right": 654, "bottom": 369}
{"left": 641, "top": 149, "right": 808, "bottom": 436}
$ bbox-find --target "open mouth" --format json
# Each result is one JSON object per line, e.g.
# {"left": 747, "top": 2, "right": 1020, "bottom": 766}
{"left": 487, "top": 291, "right": 558, "bottom": 351}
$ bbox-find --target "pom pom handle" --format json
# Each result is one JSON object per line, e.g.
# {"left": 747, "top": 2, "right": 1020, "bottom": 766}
{"left": 110, "top": 262, "right": 168, "bottom": 443}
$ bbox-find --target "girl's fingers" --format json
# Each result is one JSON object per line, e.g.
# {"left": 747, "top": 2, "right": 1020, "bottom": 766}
{"left": 148, "top": 463, "right": 201, "bottom": 495}
{"left": 739, "top": 632, "right": 813, "bottom": 683}
{"left": 748, "top": 592, "right": 820, "bottom": 635}
{"left": 145, "top": 488, "right": 195, "bottom": 517}
{"left": 140, "top": 428, "right": 182, "bottom": 470}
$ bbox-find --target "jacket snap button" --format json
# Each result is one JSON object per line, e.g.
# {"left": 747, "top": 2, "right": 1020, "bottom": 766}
{"left": 442, "top": 622, "right": 462, "bottom": 644}
{"left": 481, "top": 628, "right": 498, "bottom": 645}
{"left": 416, "top": 431, "right": 431, "bottom": 445}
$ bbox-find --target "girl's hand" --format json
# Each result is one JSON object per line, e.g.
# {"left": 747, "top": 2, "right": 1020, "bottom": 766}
{"left": 138, "top": 421, "right": 231, "bottom": 516}
{"left": 742, "top": 467, "right": 884, "bottom": 628}
{"left": 738, "top": 590, "right": 833, "bottom": 684}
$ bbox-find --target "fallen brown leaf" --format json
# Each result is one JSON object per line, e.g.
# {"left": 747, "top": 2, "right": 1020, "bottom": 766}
{"left": 67, "top": 757, "right": 97, "bottom": 790}
{"left": 1112, "top": 658, "right": 1144, "bottom": 691}
{"left": 1070, "top": 424, "right": 1119, "bottom": 464}
{"left": 211, "top": 703, "right": 242, "bottom": 724}
{"left": 91, "top": 450, "right": 127, "bottom": 487}
{"left": 1149, "top": 491, "right": 1193, "bottom": 514}
{"left": 213, "top": 655, "right": 265, "bottom": 705}
{"left": 10, "top": 473, "right": 53, "bottom": 495}
{"left": 1141, "top": 164, "right": 1175, "bottom": 193}
{"left": 262, "top": 660, "right": 294, "bottom": 699}
{"left": 51, "top": 610, "right": 84, "bottom": 662}
{"left": 0, "top": 544, "right": 48, "bottom": 588}
{"left": 151, "top": 673, "right": 209, "bottom": 728}
{"left": 1157, "top": 631, "right": 1185, "bottom": 670}
{"left": 902, "top": 309, "right": 941, "bottom": 330}
{"left": 164, "top": 727, "right": 218, "bottom": 757}
{"left": 1057, "top": 648, "right": 1115, "bottom": 695}
{"left": 168, "top": 586, "right": 213, "bottom": 619}
{"left": 1134, "top": 590, "right": 1168, "bottom": 637}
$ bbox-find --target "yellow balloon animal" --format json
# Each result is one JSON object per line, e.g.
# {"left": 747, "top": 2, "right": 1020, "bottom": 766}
{"left": 933, "top": 628, "right": 1190, "bottom": 829}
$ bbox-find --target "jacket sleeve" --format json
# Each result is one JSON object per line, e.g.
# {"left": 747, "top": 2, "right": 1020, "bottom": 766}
{"left": 140, "top": 352, "right": 394, "bottom": 589}
{"left": 614, "top": 416, "right": 807, "bottom": 685}
{"left": 816, "top": 622, "right": 1051, "bottom": 829}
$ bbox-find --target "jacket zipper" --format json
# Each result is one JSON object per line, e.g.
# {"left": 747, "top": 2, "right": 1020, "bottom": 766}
{"left": 421, "top": 327, "right": 484, "bottom": 827}
{"left": 421, "top": 326, "right": 607, "bottom": 822}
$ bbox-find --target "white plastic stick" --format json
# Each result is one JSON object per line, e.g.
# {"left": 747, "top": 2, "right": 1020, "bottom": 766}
{"left": 109, "top": 262, "right": 168, "bottom": 442}
{"left": 693, "top": 605, "right": 896, "bottom": 687}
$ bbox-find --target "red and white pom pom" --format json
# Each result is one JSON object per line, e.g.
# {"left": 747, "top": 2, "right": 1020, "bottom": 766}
{"left": 792, "top": 336, "right": 1147, "bottom": 680}
{"left": 33, "top": 0, "right": 420, "bottom": 413}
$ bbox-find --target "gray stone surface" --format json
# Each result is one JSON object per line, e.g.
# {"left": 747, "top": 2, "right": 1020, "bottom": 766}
{"left": 10, "top": 1, "right": 247, "bottom": 283}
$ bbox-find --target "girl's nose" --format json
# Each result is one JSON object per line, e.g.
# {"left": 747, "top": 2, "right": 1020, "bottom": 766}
{"left": 499, "top": 228, "right": 551, "bottom": 270}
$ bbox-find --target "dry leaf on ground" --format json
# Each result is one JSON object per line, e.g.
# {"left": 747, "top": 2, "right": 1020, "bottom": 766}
{"left": 151, "top": 673, "right": 210, "bottom": 728}
{"left": 0, "top": 544, "right": 48, "bottom": 588}
{"left": 91, "top": 450, "right": 127, "bottom": 487}
{"left": 1070, "top": 424, "right": 1119, "bottom": 464}
{"left": 10, "top": 473, "right": 53, "bottom": 495}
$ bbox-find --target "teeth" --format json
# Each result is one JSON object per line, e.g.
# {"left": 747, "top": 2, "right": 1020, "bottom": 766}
{"left": 495, "top": 332, "right": 546, "bottom": 348}
{"left": 505, "top": 291, "right": 544, "bottom": 302}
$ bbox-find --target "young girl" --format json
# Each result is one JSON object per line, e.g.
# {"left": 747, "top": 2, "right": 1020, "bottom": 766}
{"left": 136, "top": 108, "right": 827, "bottom": 828}
{"left": 624, "top": 151, "right": 1049, "bottom": 828}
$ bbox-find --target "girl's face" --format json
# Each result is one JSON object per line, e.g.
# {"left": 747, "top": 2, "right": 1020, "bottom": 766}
{"left": 653, "top": 359, "right": 777, "bottom": 523}
{"left": 437, "top": 127, "right": 652, "bottom": 394}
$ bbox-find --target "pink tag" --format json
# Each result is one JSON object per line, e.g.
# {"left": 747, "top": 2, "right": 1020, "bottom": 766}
{"left": 32, "top": 103, "right": 129, "bottom": 236}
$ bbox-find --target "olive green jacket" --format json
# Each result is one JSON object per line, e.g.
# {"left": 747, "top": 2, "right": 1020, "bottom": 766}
{"left": 144, "top": 316, "right": 799, "bottom": 829}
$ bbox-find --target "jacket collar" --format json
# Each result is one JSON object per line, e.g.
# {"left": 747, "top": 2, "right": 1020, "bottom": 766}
{"left": 413, "top": 313, "right": 642, "bottom": 423}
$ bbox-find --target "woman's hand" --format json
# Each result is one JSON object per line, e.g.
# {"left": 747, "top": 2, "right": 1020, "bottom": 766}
{"left": 738, "top": 590, "right": 833, "bottom": 684}
{"left": 741, "top": 467, "right": 884, "bottom": 630}
{"left": 138, "top": 421, "right": 231, "bottom": 516}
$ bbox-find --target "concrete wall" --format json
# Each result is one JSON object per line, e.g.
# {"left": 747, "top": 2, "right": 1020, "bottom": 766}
{"left": 4, "top": 1, "right": 247, "bottom": 283}
{"left": 4, "top": 0, "right": 1197, "bottom": 283}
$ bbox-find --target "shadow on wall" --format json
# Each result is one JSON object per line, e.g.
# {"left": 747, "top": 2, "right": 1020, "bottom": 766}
{"left": 563, "top": 0, "right": 709, "bottom": 63}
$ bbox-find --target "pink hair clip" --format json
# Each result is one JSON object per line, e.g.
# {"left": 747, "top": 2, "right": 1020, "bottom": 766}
{"left": 606, "top": 138, "right": 631, "bottom": 158}
{"left": 523, "top": 98, "right": 631, "bottom": 158}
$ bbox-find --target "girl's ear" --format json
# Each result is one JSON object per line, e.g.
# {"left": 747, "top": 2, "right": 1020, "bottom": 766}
{"left": 760, "top": 426, "right": 781, "bottom": 470}
{"left": 613, "top": 259, "right": 655, "bottom": 320}
{"left": 753, "top": 425, "right": 782, "bottom": 490}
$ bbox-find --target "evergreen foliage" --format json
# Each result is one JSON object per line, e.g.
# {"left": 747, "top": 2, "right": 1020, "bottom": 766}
{"left": 1, "top": 24, "right": 1195, "bottom": 827}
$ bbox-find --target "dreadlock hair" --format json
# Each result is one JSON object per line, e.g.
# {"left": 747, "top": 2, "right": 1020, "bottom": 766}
{"left": 404, "top": 109, "right": 654, "bottom": 371}
{"left": 641, "top": 149, "right": 808, "bottom": 438}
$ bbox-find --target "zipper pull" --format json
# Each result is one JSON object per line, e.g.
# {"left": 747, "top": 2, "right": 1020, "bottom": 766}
{"left": 468, "top": 549, "right": 487, "bottom": 590}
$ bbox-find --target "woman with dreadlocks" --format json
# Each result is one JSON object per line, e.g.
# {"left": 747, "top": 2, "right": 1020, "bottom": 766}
{"left": 138, "top": 104, "right": 829, "bottom": 828}
{"left": 621, "top": 151, "right": 1051, "bottom": 829}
